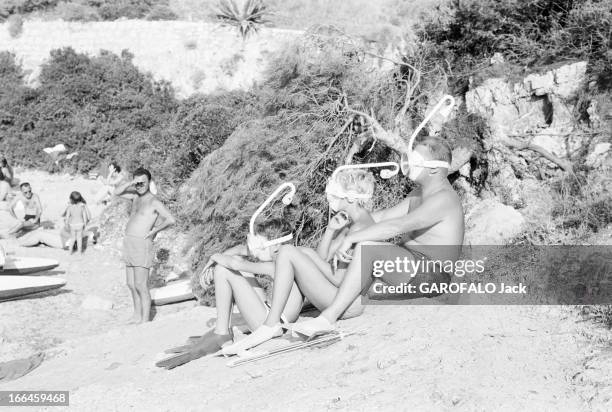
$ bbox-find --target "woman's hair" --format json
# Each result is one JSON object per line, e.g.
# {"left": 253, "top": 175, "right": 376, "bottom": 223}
{"left": 332, "top": 168, "right": 376, "bottom": 208}
{"left": 110, "top": 161, "right": 121, "bottom": 173}
{"left": 69, "top": 191, "right": 86, "bottom": 204}
{"left": 1, "top": 158, "right": 8, "bottom": 168}
{"left": 254, "top": 218, "right": 292, "bottom": 241}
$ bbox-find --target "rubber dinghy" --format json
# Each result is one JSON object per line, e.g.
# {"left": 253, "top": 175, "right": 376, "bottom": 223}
{"left": 0, "top": 276, "right": 67, "bottom": 301}
{"left": 151, "top": 279, "right": 195, "bottom": 306}
{"left": 0, "top": 257, "right": 60, "bottom": 276}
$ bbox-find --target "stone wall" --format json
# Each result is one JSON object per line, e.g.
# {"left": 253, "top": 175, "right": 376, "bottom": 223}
{"left": 0, "top": 20, "right": 302, "bottom": 97}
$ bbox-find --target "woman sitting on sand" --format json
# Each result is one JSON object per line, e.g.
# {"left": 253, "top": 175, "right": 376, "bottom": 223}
{"left": 156, "top": 219, "right": 304, "bottom": 369}
{"left": 157, "top": 168, "right": 375, "bottom": 367}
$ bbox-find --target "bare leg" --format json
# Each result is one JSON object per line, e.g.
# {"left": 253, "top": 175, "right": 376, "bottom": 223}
{"left": 320, "top": 242, "right": 373, "bottom": 323}
{"left": 222, "top": 246, "right": 345, "bottom": 354}
{"left": 134, "top": 266, "right": 151, "bottom": 323}
{"left": 75, "top": 230, "right": 83, "bottom": 253}
{"left": 18, "top": 230, "right": 64, "bottom": 249}
{"left": 126, "top": 267, "right": 140, "bottom": 324}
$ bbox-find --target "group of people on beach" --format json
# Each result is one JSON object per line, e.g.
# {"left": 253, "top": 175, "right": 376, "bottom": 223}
{"left": 0, "top": 159, "right": 126, "bottom": 254}
{"left": 3, "top": 129, "right": 464, "bottom": 366}
{"left": 134, "top": 134, "right": 465, "bottom": 369}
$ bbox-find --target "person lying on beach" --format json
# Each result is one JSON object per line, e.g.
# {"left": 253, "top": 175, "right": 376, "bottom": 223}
{"left": 155, "top": 219, "right": 304, "bottom": 369}
{"left": 220, "top": 168, "right": 377, "bottom": 354}
{"left": 115, "top": 167, "right": 176, "bottom": 324}
{"left": 63, "top": 191, "right": 90, "bottom": 254}
{"left": 18, "top": 226, "right": 97, "bottom": 250}
{"left": 291, "top": 136, "right": 464, "bottom": 336}
{"left": 8, "top": 183, "right": 42, "bottom": 235}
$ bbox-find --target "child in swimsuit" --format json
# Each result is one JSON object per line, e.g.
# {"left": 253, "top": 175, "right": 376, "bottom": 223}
{"left": 64, "top": 191, "right": 89, "bottom": 254}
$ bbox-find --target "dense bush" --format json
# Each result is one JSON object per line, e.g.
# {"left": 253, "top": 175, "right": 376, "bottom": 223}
{"left": 0, "top": 48, "right": 255, "bottom": 188}
{"left": 144, "top": 3, "right": 177, "bottom": 20}
{"left": 0, "top": 0, "right": 58, "bottom": 19}
{"left": 54, "top": 1, "right": 100, "bottom": 21}
{"left": 417, "top": 0, "right": 612, "bottom": 90}
{"left": 6, "top": 14, "right": 23, "bottom": 37}
{"left": 0, "top": 0, "right": 174, "bottom": 21}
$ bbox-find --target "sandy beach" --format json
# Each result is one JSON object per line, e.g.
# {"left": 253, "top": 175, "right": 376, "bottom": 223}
{"left": 0, "top": 170, "right": 610, "bottom": 410}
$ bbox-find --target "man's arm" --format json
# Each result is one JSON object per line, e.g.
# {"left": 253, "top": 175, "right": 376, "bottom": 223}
{"left": 370, "top": 189, "right": 419, "bottom": 223}
{"left": 145, "top": 200, "right": 176, "bottom": 239}
{"left": 346, "top": 191, "right": 451, "bottom": 244}
{"left": 8, "top": 197, "right": 19, "bottom": 219}
{"left": 33, "top": 194, "right": 43, "bottom": 221}
{"left": 113, "top": 179, "right": 137, "bottom": 199}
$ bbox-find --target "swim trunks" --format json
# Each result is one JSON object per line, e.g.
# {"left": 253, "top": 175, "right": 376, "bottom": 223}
{"left": 24, "top": 214, "right": 38, "bottom": 222}
{"left": 122, "top": 235, "right": 154, "bottom": 269}
{"left": 69, "top": 223, "right": 85, "bottom": 232}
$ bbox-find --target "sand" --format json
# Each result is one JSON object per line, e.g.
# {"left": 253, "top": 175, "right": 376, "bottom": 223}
{"left": 0, "top": 170, "right": 611, "bottom": 411}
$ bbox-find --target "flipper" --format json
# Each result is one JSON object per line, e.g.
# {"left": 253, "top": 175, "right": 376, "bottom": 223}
{"left": 156, "top": 352, "right": 194, "bottom": 370}
{"left": 157, "top": 331, "right": 232, "bottom": 369}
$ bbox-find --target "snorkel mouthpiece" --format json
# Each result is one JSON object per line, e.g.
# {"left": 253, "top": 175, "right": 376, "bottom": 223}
{"left": 401, "top": 95, "right": 455, "bottom": 177}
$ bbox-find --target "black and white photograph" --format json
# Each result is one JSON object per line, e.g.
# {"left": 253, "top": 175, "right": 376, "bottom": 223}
{"left": 0, "top": 0, "right": 611, "bottom": 410}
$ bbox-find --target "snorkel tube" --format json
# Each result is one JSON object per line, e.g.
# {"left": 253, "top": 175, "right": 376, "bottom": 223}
{"left": 248, "top": 182, "right": 297, "bottom": 250}
{"left": 400, "top": 95, "right": 455, "bottom": 176}
{"left": 326, "top": 162, "right": 400, "bottom": 202}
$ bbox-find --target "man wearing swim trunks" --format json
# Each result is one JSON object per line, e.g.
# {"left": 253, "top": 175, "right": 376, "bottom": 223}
{"left": 115, "top": 167, "right": 176, "bottom": 324}
{"left": 292, "top": 136, "right": 464, "bottom": 336}
{"left": 9, "top": 183, "right": 42, "bottom": 234}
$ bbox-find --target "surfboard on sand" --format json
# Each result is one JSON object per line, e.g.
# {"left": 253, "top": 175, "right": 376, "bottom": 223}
{"left": 0, "top": 276, "right": 67, "bottom": 301}
{"left": 150, "top": 279, "right": 195, "bottom": 306}
{"left": 0, "top": 257, "right": 60, "bottom": 276}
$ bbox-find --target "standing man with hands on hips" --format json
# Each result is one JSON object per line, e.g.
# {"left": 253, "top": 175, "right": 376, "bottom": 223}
{"left": 115, "top": 167, "right": 176, "bottom": 324}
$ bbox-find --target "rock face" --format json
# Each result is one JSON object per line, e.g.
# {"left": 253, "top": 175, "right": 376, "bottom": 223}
{"left": 466, "top": 62, "right": 588, "bottom": 148}
{"left": 464, "top": 199, "right": 526, "bottom": 245}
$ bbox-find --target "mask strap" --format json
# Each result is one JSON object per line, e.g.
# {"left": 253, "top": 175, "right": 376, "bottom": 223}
{"left": 262, "top": 233, "right": 293, "bottom": 248}
{"left": 402, "top": 95, "right": 455, "bottom": 176}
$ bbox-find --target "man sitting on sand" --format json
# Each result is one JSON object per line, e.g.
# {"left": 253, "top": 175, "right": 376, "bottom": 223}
{"left": 115, "top": 167, "right": 176, "bottom": 324}
{"left": 291, "top": 136, "right": 464, "bottom": 336}
{"left": 9, "top": 183, "right": 42, "bottom": 235}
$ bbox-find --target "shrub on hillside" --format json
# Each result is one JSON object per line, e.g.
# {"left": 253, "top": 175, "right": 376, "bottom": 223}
{"left": 0, "top": 0, "right": 58, "bottom": 19}
{"left": 417, "top": 0, "right": 612, "bottom": 90}
{"left": 55, "top": 1, "right": 100, "bottom": 21}
{"left": 0, "top": 48, "right": 258, "bottom": 191}
{"left": 7, "top": 14, "right": 23, "bottom": 37}
{"left": 145, "top": 3, "right": 177, "bottom": 20}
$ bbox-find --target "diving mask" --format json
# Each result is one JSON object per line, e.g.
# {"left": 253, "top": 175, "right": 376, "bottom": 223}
{"left": 400, "top": 150, "right": 451, "bottom": 179}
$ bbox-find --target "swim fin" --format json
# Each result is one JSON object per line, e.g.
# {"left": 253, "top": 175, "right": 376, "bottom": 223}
{"left": 157, "top": 332, "right": 232, "bottom": 369}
